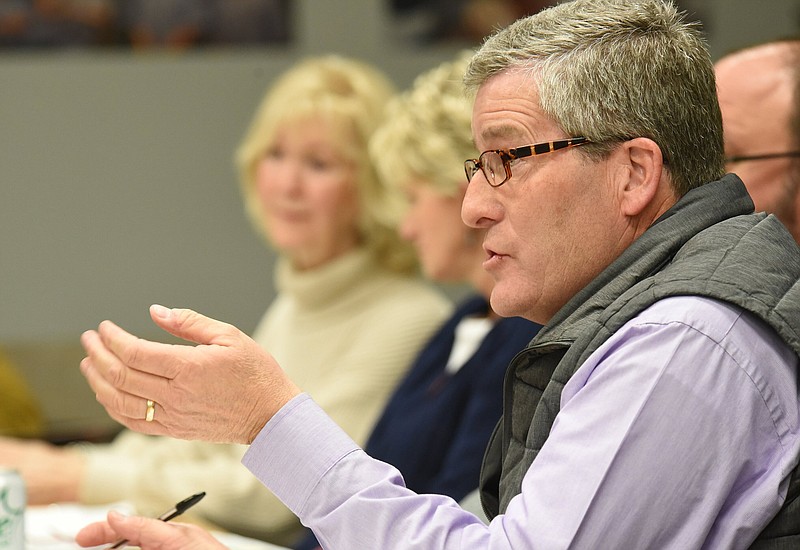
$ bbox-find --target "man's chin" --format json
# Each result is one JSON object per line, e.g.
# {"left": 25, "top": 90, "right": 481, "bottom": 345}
{"left": 489, "top": 290, "right": 526, "bottom": 320}
{"left": 490, "top": 288, "right": 549, "bottom": 324}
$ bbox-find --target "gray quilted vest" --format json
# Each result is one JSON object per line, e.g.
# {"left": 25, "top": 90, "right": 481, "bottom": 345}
{"left": 479, "top": 175, "right": 800, "bottom": 548}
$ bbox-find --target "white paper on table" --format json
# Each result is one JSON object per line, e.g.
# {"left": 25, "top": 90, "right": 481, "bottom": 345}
{"left": 25, "top": 502, "right": 290, "bottom": 550}
{"left": 26, "top": 501, "right": 134, "bottom": 549}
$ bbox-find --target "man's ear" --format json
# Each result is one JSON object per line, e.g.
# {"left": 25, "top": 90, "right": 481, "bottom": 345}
{"left": 614, "top": 137, "right": 666, "bottom": 217}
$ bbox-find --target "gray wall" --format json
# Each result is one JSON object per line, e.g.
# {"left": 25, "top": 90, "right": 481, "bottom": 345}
{"left": 3, "top": 0, "right": 799, "bottom": 344}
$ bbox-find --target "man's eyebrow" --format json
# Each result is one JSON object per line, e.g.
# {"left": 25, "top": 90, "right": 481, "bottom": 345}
{"left": 479, "top": 125, "right": 529, "bottom": 145}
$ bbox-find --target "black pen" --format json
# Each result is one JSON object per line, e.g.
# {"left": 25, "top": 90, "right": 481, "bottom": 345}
{"left": 106, "top": 491, "right": 206, "bottom": 549}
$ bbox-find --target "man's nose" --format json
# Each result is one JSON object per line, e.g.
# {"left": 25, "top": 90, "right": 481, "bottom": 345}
{"left": 461, "top": 173, "right": 496, "bottom": 229}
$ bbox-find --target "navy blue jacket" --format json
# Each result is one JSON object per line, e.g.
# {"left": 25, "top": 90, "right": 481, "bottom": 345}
{"left": 365, "top": 295, "right": 539, "bottom": 498}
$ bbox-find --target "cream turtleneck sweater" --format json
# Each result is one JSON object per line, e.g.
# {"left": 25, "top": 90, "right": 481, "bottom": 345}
{"left": 79, "top": 249, "right": 451, "bottom": 546}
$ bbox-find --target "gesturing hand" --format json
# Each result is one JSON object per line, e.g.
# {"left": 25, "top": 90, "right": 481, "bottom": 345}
{"left": 79, "top": 305, "right": 301, "bottom": 444}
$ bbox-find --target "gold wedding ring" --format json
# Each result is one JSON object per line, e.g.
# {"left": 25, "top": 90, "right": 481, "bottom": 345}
{"left": 145, "top": 399, "right": 156, "bottom": 422}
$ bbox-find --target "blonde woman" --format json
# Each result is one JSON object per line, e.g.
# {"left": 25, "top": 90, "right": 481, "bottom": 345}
{"left": 0, "top": 55, "right": 450, "bottom": 547}
{"left": 294, "top": 51, "right": 540, "bottom": 550}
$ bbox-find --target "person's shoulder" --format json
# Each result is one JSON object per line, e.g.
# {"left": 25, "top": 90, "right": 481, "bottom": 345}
{"left": 372, "top": 273, "right": 452, "bottom": 310}
{"left": 632, "top": 295, "right": 742, "bottom": 334}
{"left": 628, "top": 296, "right": 792, "bottom": 367}
{"left": 346, "top": 273, "right": 453, "bottom": 336}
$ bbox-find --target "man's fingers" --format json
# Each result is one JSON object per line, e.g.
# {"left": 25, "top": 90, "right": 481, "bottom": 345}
{"left": 75, "top": 513, "right": 122, "bottom": 547}
{"left": 107, "top": 511, "right": 173, "bottom": 545}
{"left": 76, "top": 510, "right": 176, "bottom": 548}
{"left": 96, "top": 320, "right": 185, "bottom": 379}
{"left": 81, "top": 330, "right": 163, "bottom": 398}
{"left": 150, "top": 304, "right": 240, "bottom": 347}
{"left": 80, "top": 328, "right": 132, "bottom": 382}
{"left": 79, "top": 363, "right": 167, "bottom": 435}
{"left": 80, "top": 331, "right": 175, "bottom": 430}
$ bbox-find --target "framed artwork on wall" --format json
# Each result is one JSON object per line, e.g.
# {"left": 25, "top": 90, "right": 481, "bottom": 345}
{"left": 387, "top": 0, "right": 712, "bottom": 47}
{"left": 388, "top": 0, "right": 562, "bottom": 45}
{"left": 0, "top": 0, "right": 293, "bottom": 50}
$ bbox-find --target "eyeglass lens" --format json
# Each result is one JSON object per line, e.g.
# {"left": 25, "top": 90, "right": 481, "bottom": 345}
{"left": 463, "top": 152, "right": 507, "bottom": 186}
{"left": 481, "top": 151, "right": 506, "bottom": 186}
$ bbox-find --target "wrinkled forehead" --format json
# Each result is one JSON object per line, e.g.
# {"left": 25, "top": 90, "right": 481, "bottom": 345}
{"left": 471, "top": 70, "right": 560, "bottom": 147}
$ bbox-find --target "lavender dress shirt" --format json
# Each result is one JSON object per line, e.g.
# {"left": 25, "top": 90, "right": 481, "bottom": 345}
{"left": 243, "top": 296, "right": 800, "bottom": 549}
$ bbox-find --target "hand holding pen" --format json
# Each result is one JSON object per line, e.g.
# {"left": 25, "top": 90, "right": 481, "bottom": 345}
{"left": 106, "top": 491, "right": 206, "bottom": 549}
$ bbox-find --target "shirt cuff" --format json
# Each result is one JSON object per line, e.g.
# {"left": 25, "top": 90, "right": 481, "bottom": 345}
{"left": 242, "top": 393, "right": 360, "bottom": 514}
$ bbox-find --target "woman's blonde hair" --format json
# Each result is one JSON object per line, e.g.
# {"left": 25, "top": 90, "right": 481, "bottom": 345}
{"left": 236, "top": 55, "right": 418, "bottom": 273}
{"left": 370, "top": 51, "right": 475, "bottom": 197}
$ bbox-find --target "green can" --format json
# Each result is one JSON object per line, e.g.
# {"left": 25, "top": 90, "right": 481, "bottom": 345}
{"left": 0, "top": 468, "right": 24, "bottom": 549}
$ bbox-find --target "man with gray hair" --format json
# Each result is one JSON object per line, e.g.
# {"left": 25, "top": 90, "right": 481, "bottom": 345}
{"left": 716, "top": 39, "right": 800, "bottom": 244}
{"left": 77, "top": 0, "right": 800, "bottom": 548}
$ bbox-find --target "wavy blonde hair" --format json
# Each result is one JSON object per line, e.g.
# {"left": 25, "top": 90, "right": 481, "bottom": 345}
{"left": 236, "top": 55, "right": 418, "bottom": 273}
{"left": 370, "top": 51, "right": 476, "bottom": 198}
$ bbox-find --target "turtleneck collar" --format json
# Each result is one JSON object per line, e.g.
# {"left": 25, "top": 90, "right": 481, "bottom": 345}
{"left": 274, "top": 248, "right": 378, "bottom": 309}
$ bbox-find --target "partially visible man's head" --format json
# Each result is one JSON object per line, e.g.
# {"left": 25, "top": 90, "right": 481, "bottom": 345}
{"left": 715, "top": 40, "right": 800, "bottom": 243}
{"left": 464, "top": 0, "right": 725, "bottom": 196}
